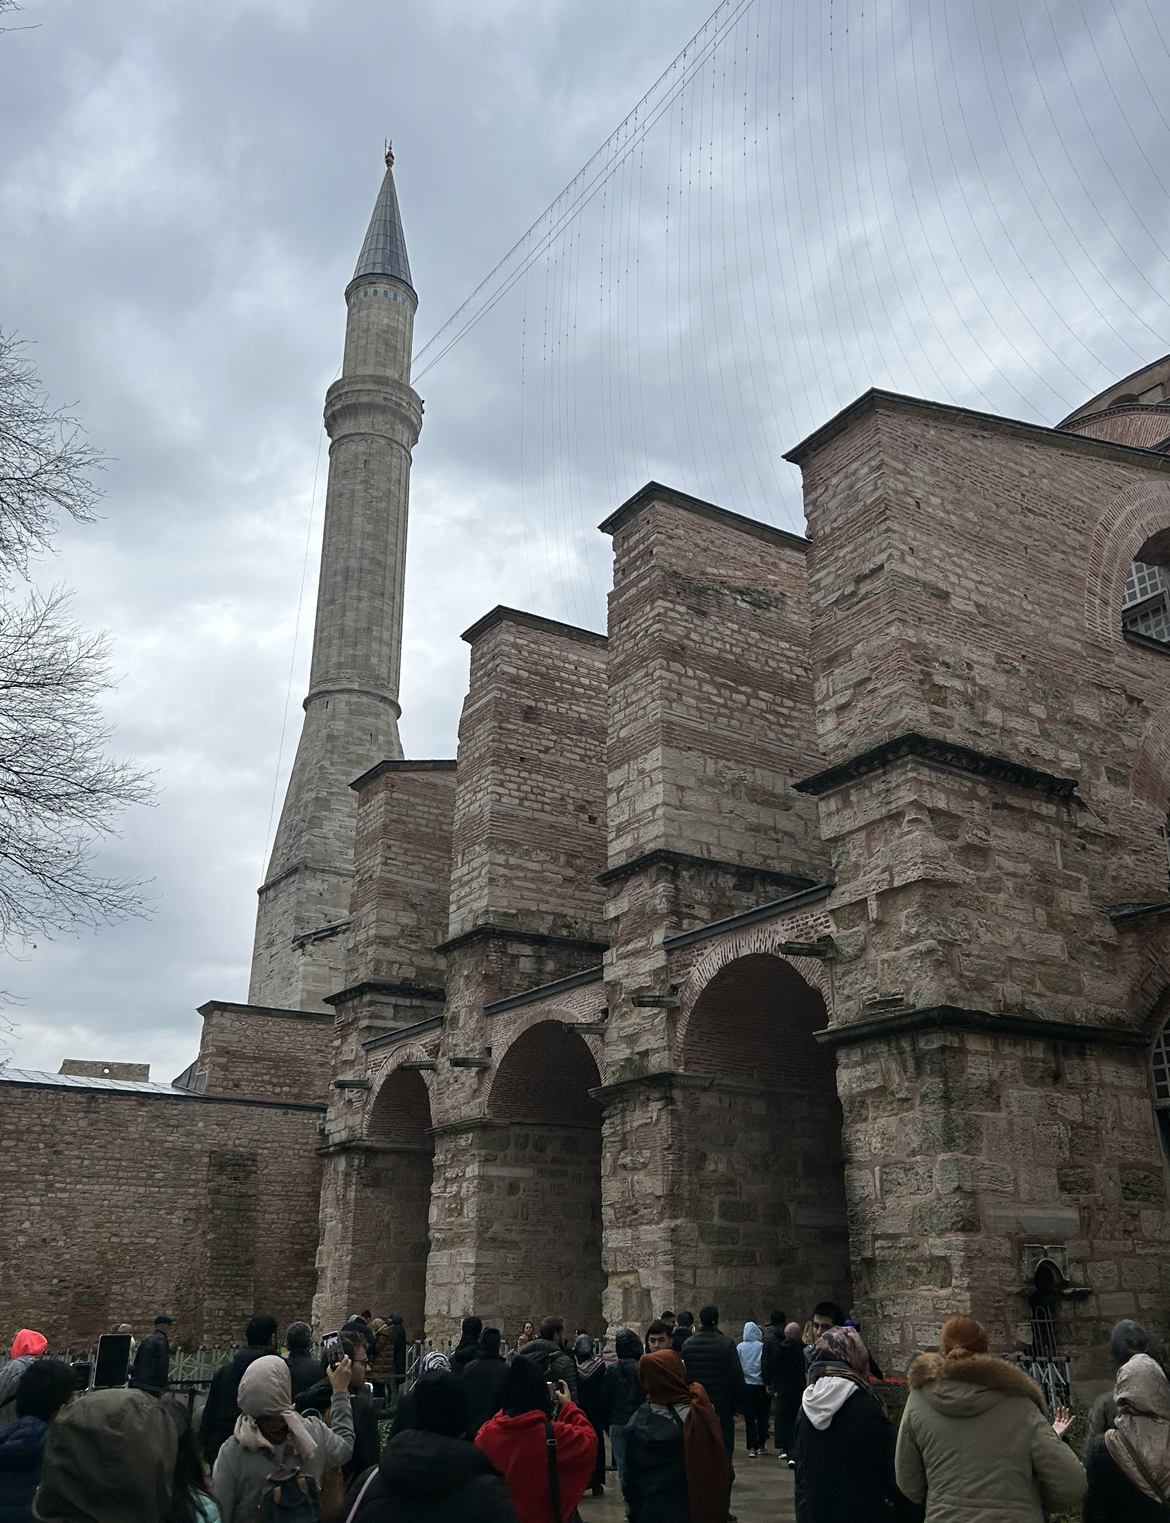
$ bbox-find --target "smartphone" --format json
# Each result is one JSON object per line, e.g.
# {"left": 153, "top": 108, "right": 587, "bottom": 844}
{"left": 547, "top": 1381, "right": 556, "bottom": 1401}
{"left": 323, "top": 1332, "right": 342, "bottom": 1368}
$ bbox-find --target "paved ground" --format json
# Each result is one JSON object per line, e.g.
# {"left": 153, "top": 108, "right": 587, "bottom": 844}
{"left": 577, "top": 1440, "right": 797, "bottom": 1523}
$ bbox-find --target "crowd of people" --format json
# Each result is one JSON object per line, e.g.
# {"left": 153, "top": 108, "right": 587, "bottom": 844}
{"left": 0, "top": 1303, "right": 1168, "bottom": 1521}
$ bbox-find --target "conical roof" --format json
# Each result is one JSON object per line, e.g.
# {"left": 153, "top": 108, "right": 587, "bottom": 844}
{"left": 353, "top": 156, "right": 413, "bottom": 291}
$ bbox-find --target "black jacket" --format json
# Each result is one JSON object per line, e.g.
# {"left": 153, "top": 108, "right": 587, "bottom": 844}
{"left": 516, "top": 1339, "right": 578, "bottom": 1402}
{"left": 1083, "top": 1432, "right": 1169, "bottom": 1523}
{"left": 670, "top": 1328, "right": 691, "bottom": 1356}
{"left": 199, "top": 1345, "right": 275, "bottom": 1460}
{"left": 621, "top": 1405, "right": 689, "bottom": 1523}
{"left": 605, "top": 1360, "right": 644, "bottom": 1428}
{"left": 765, "top": 1338, "right": 807, "bottom": 1406}
{"left": 343, "top": 1430, "right": 519, "bottom": 1523}
{"left": 297, "top": 1376, "right": 381, "bottom": 1484}
{"left": 128, "top": 1330, "right": 170, "bottom": 1395}
{"left": 681, "top": 1328, "right": 746, "bottom": 1423}
{"left": 460, "top": 1354, "right": 510, "bottom": 1440}
{"left": 285, "top": 1350, "right": 320, "bottom": 1402}
{"left": 793, "top": 1384, "right": 920, "bottom": 1523}
{"left": 450, "top": 1340, "right": 482, "bottom": 1374}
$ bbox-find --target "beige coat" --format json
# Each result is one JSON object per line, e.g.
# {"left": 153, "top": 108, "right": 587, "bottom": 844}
{"left": 894, "top": 1352, "right": 1085, "bottom": 1523}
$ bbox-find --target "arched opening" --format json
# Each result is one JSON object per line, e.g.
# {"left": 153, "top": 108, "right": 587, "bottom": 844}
{"left": 361, "top": 1067, "right": 434, "bottom": 1333}
{"left": 485, "top": 1022, "right": 604, "bottom": 1335}
{"left": 680, "top": 953, "right": 850, "bottom": 1326}
{"left": 1123, "top": 529, "right": 1170, "bottom": 646}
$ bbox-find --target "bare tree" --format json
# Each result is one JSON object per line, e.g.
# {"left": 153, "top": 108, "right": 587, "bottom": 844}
{"left": 0, "top": 331, "right": 152, "bottom": 951}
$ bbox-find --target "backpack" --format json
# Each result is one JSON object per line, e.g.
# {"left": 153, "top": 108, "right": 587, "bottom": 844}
{"left": 258, "top": 1469, "right": 321, "bottom": 1523}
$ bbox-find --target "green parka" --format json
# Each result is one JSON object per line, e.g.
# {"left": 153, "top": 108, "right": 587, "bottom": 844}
{"left": 894, "top": 1352, "right": 1085, "bottom": 1523}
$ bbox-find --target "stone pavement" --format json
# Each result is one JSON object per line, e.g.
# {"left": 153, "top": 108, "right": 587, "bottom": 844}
{"left": 577, "top": 1444, "right": 797, "bottom": 1523}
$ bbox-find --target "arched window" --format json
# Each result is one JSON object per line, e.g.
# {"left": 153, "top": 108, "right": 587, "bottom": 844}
{"left": 1123, "top": 560, "right": 1170, "bottom": 644}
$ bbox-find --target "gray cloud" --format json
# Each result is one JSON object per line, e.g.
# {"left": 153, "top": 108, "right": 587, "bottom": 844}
{"left": 0, "top": 0, "right": 1167, "bottom": 1075}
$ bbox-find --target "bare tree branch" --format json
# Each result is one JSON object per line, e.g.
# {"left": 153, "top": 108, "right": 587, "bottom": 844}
{"left": 0, "top": 331, "right": 153, "bottom": 952}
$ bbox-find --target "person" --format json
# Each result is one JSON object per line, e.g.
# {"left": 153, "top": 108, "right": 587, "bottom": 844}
{"left": 0, "top": 1359, "right": 74, "bottom": 1522}
{"left": 368, "top": 1316, "right": 397, "bottom": 1399}
{"left": 342, "top": 1369, "right": 519, "bottom": 1523}
{"left": 514, "top": 1321, "right": 535, "bottom": 1353}
{"left": 295, "top": 1330, "right": 379, "bottom": 1490}
{"left": 163, "top": 1395, "right": 222, "bottom": 1522}
{"left": 0, "top": 1334, "right": 47, "bottom": 1434}
{"left": 605, "top": 1329, "right": 644, "bottom": 1495}
{"left": 894, "top": 1314, "right": 1085, "bottom": 1523}
{"left": 460, "top": 1327, "right": 509, "bottom": 1440}
{"left": 199, "top": 1314, "right": 278, "bottom": 1464}
{"left": 451, "top": 1317, "right": 484, "bottom": 1374}
{"left": 764, "top": 1321, "right": 806, "bottom": 1465}
{"left": 339, "top": 1311, "right": 378, "bottom": 1362}
{"left": 737, "top": 1321, "right": 770, "bottom": 1457}
{"left": 573, "top": 1335, "right": 607, "bottom": 1497}
{"left": 793, "top": 1325, "right": 913, "bottom": 1523}
{"left": 671, "top": 1313, "right": 694, "bottom": 1356}
{"left": 645, "top": 1321, "right": 672, "bottom": 1355}
{"left": 475, "top": 1354, "right": 596, "bottom": 1523}
{"left": 390, "top": 1315, "right": 407, "bottom": 1397}
{"left": 681, "top": 1305, "right": 746, "bottom": 1485}
{"left": 32, "top": 1387, "right": 179, "bottom": 1523}
{"left": 660, "top": 1312, "right": 677, "bottom": 1339}
{"left": 129, "top": 1315, "right": 174, "bottom": 1396}
{"left": 211, "top": 1353, "right": 354, "bottom": 1523}
{"left": 284, "top": 1320, "right": 319, "bottom": 1402}
{"left": 388, "top": 1351, "right": 452, "bottom": 1440}
{"left": 1083, "top": 1350, "right": 1170, "bottom": 1521}
{"left": 516, "top": 1318, "right": 578, "bottom": 1401}
{"left": 1084, "top": 1319, "right": 1164, "bottom": 1454}
{"left": 621, "top": 1348, "right": 727, "bottom": 1523}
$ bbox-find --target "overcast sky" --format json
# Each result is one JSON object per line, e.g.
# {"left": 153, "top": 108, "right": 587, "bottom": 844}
{"left": 2, "top": 0, "right": 1169, "bottom": 1079}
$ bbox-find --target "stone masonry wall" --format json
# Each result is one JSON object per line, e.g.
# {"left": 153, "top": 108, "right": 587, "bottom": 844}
{"left": 0, "top": 1082, "right": 324, "bottom": 1348}
{"left": 196, "top": 1002, "right": 334, "bottom": 1107}
{"left": 789, "top": 393, "right": 1170, "bottom": 1375}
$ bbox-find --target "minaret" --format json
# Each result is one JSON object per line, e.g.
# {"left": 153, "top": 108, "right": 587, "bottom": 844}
{"left": 249, "top": 148, "right": 423, "bottom": 1010}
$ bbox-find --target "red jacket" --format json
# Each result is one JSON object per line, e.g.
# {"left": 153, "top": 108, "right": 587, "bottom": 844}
{"left": 475, "top": 1401, "right": 597, "bottom": 1523}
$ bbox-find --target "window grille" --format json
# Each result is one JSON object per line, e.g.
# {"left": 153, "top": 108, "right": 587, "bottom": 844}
{"left": 1124, "top": 560, "right": 1165, "bottom": 608}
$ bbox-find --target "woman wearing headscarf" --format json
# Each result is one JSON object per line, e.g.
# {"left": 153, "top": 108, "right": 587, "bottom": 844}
{"left": 474, "top": 1354, "right": 596, "bottom": 1523}
{"left": 620, "top": 1348, "right": 727, "bottom": 1523}
{"left": 604, "top": 1330, "right": 644, "bottom": 1495}
{"left": 793, "top": 1326, "right": 913, "bottom": 1523}
{"left": 573, "top": 1335, "right": 607, "bottom": 1497}
{"left": 1083, "top": 1351, "right": 1170, "bottom": 1520}
{"left": 894, "top": 1314, "right": 1084, "bottom": 1523}
{"left": 211, "top": 1353, "right": 355, "bottom": 1523}
{"left": 389, "top": 1352, "right": 451, "bottom": 1441}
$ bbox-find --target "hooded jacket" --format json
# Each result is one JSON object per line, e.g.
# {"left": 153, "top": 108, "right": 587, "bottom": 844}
{"left": 0, "top": 1339, "right": 48, "bottom": 1436}
{"left": 199, "top": 1344, "right": 275, "bottom": 1464}
{"left": 737, "top": 1323, "right": 764, "bottom": 1387}
{"left": 210, "top": 1390, "right": 353, "bottom": 1523}
{"left": 793, "top": 1370, "right": 913, "bottom": 1523}
{"left": 343, "top": 1430, "right": 519, "bottom": 1523}
{"left": 475, "top": 1402, "right": 597, "bottom": 1523}
{"left": 0, "top": 1415, "right": 47, "bottom": 1523}
{"left": 894, "top": 1352, "right": 1085, "bottom": 1523}
{"left": 32, "top": 1388, "right": 176, "bottom": 1523}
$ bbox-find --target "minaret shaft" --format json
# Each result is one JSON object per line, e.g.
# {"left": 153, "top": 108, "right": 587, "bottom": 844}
{"left": 248, "top": 161, "right": 421, "bottom": 1011}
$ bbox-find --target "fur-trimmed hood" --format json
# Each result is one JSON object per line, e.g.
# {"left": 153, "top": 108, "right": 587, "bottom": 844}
{"left": 908, "top": 1352, "right": 1046, "bottom": 1416}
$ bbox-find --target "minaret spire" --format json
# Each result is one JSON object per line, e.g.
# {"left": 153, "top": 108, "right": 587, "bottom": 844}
{"left": 248, "top": 151, "right": 423, "bottom": 1011}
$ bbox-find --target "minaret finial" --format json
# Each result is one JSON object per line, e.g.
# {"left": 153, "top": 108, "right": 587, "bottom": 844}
{"left": 385, "top": 140, "right": 394, "bottom": 169}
